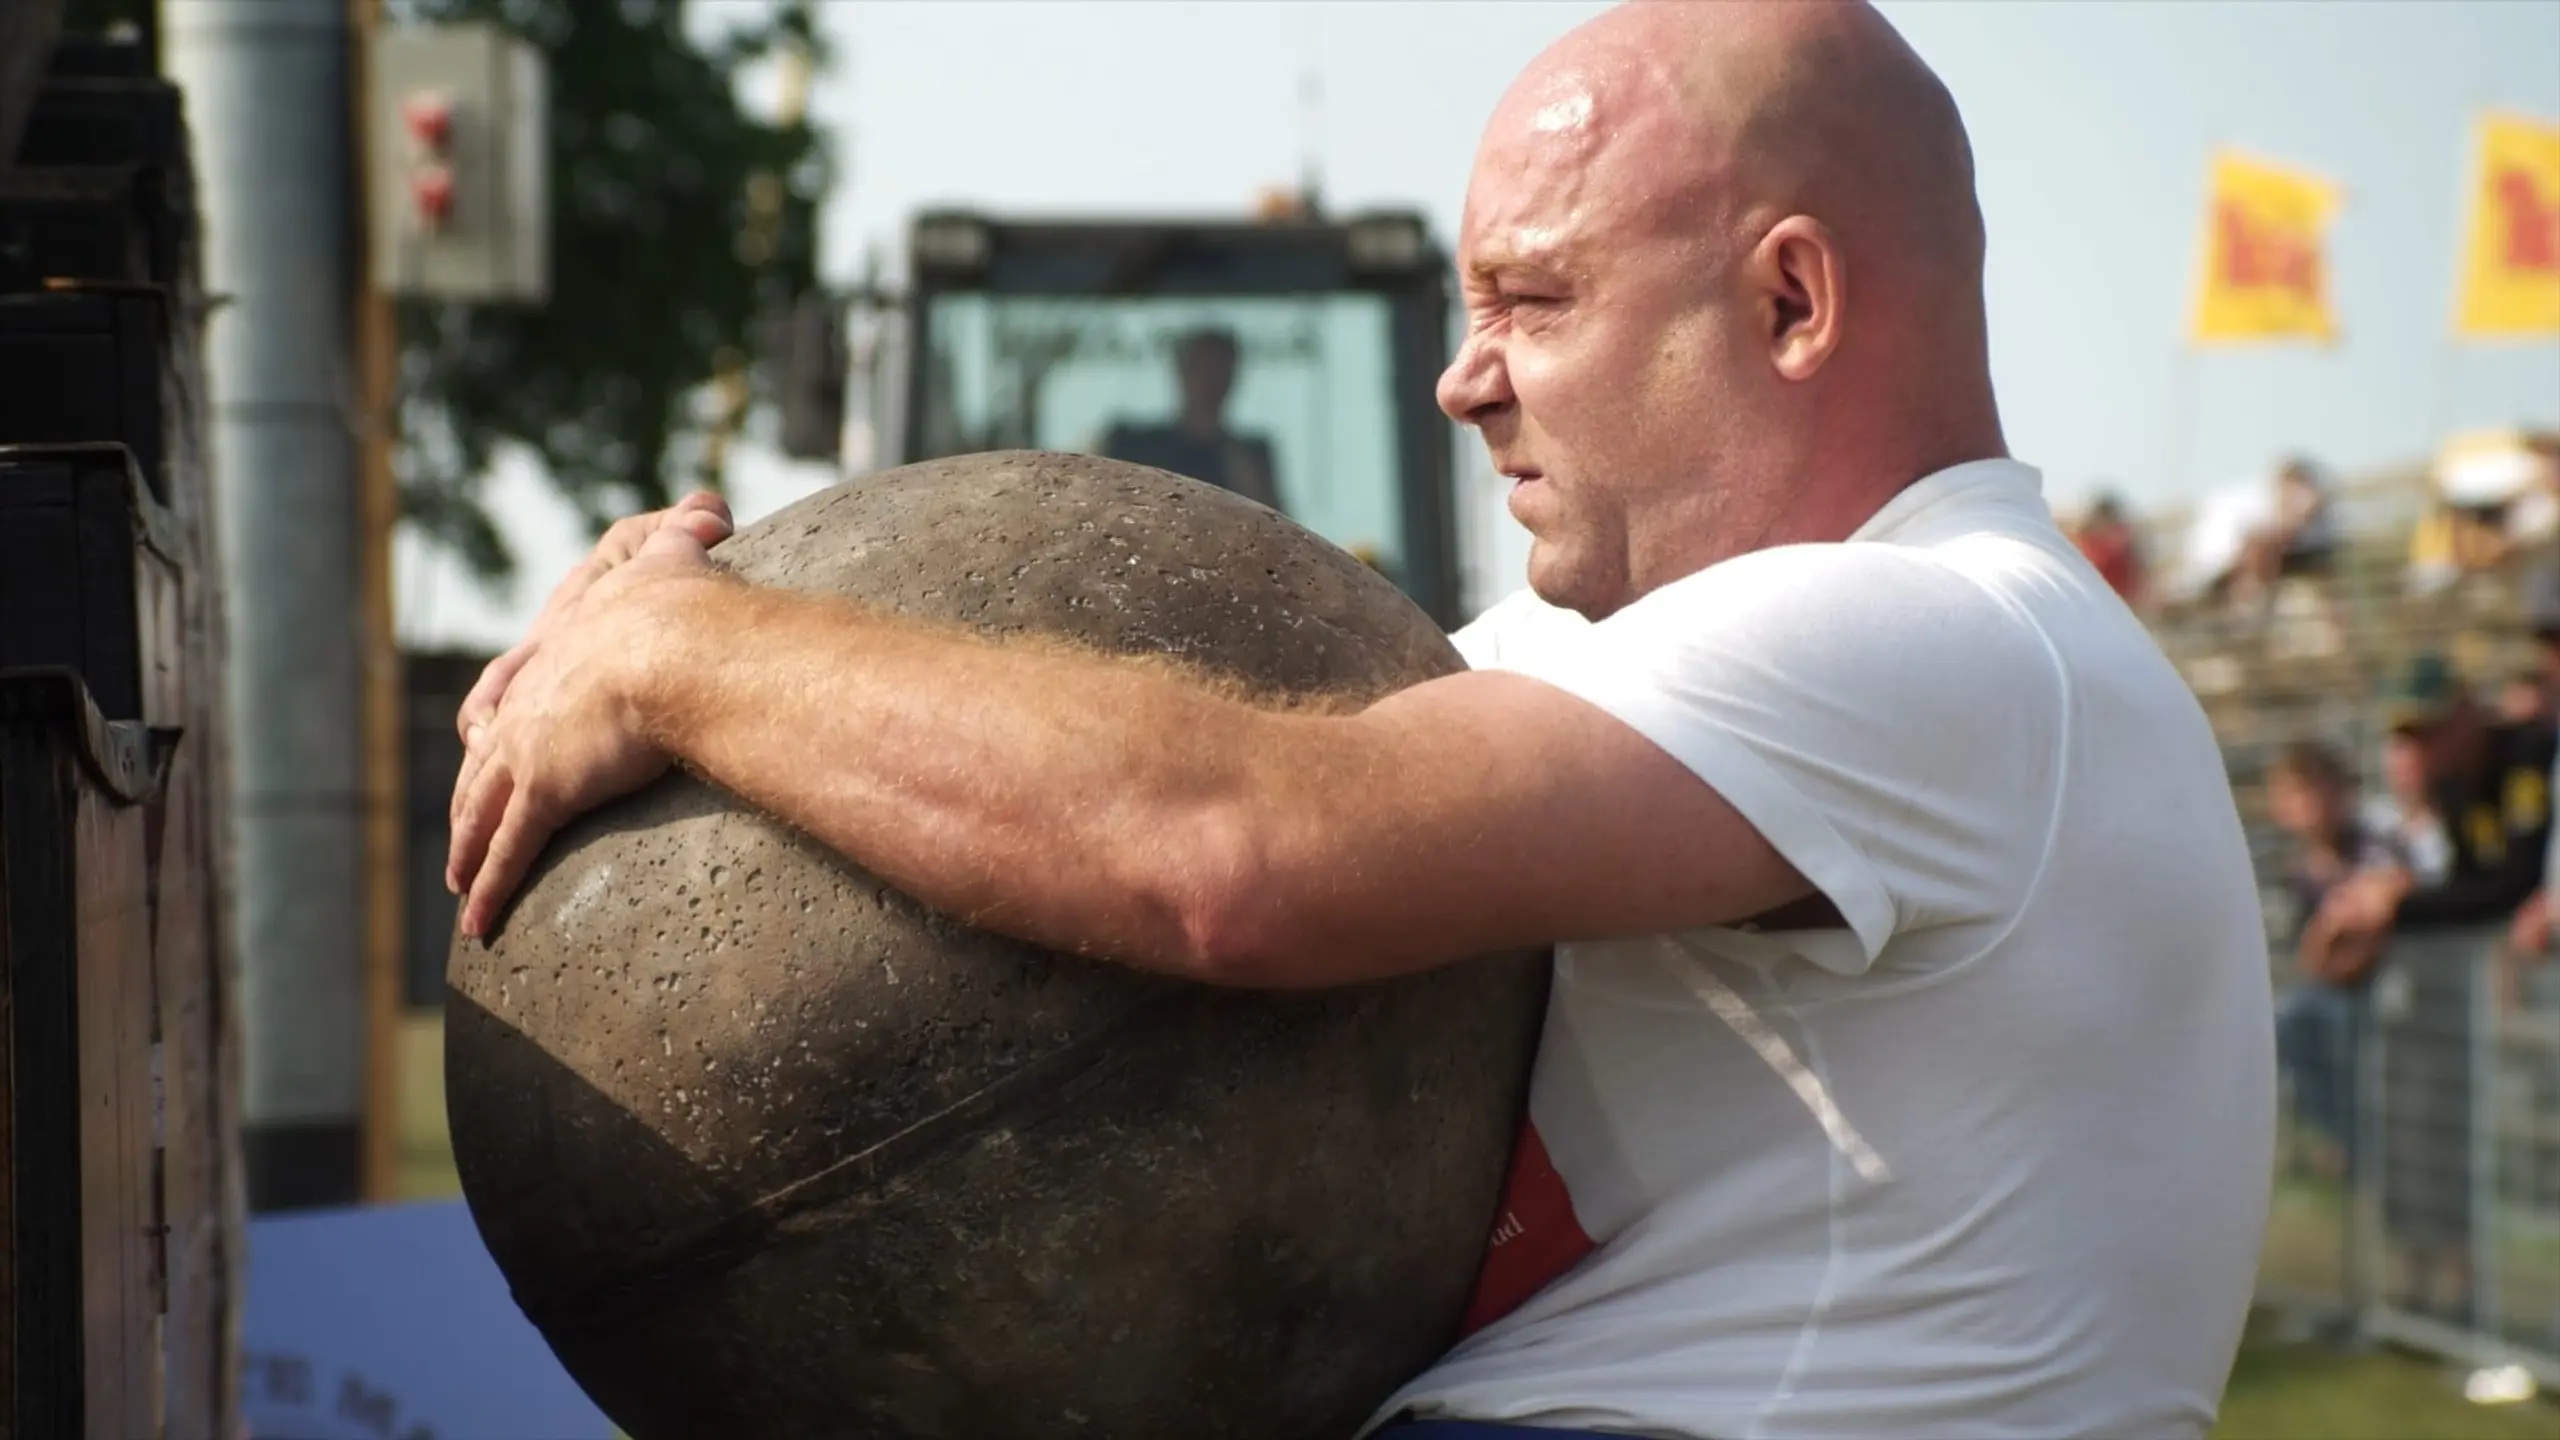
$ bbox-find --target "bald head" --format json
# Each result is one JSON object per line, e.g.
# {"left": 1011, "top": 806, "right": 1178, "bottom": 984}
{"left": 1490, "top": 0, "right": 1986, "bottom": 360}
{"left": 1442, "top": 0, "right": 2005, "bottom": 617}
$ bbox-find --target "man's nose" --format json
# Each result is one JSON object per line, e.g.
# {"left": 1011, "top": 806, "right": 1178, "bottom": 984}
{"left": 1436, "top": 331, "right": 1513, "bottom": 427}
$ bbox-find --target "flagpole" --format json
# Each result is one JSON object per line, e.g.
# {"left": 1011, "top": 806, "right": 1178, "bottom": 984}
{"left": 2431, "top": 106, "right": 2479, "bottom": 456}
{"left": 2170, "top": 133, "right": 2216, "bottom": 506}
{"left": 2423, "top": 339, "right": 2461, "bottom": 457}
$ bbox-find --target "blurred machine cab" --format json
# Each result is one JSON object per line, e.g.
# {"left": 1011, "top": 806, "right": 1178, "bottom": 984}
{"left": 852, "top": 209, "right": 1465, "bottom": 626}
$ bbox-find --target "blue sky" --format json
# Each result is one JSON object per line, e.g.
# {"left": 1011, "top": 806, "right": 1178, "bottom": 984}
{"left": 400, "top": 0, "right": 2560, "bottom": 648}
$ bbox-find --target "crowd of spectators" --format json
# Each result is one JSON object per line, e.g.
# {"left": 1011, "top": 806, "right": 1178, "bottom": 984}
{"left": 2263, "top": 629, "right": 2557, "bottom": 1319}
{"left": 2067, "top": 430, "right": 2560, "bottom": 1326}
{"left": 2066, "top": 429, "right": 2559, "bottom": 617}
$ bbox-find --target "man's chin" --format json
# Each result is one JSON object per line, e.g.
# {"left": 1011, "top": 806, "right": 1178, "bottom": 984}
{"left": 1524, "top": 549, "right": 1618, "bottom": 622}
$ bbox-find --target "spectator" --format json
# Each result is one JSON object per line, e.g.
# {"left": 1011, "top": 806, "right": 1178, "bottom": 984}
{"left": 2509, "top": 564, "right": 2560, "bottom": 965}
{"left": 2408, "top": 429, "right": 2560, "bottom": 595}
{"left": 2326, "top": 652, "right": 2556, "bottom": 932}
{"left": 2498, "top": 667, "right": 2552, "bottom": 727}
{"left": 2267, "top": 740, "right": 2400, "bottom": 1179}
{"left": 2374, "top": 729, "right": 2454, "bottom": 887}
{"left": 2317, "top": 651, "right": 2556, "bottom": 1321}
{"left": 2230, "top": 455, "right": 2338, "bottom": 610}
{"left": 2071, "top": 490, "right": 2146, "bottom": 606}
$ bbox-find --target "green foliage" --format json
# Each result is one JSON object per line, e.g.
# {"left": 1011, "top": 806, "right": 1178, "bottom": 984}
{"left": 391, "top": 0, "right": 832, "bottom": 581}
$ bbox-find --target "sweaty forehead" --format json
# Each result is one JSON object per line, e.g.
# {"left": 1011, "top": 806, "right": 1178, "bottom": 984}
{"left": 1460, "top": 51, "right": 1714, "bottom": 275}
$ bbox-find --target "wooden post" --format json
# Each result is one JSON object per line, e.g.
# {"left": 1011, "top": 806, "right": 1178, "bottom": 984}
{"left": 348, "top": 0, "right": 406, "bottom": 1205}
{"left": 0, "top": 20, "right": 244, "bottom": 1431}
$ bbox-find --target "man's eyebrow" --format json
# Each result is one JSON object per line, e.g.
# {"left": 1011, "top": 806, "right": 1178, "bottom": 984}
{"left": 1464, "top": 237, "right": 1579, "bottom": 284}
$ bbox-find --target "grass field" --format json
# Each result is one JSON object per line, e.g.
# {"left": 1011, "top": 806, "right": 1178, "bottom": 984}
{"left": 398, "top": 1012, "right": 2559, "bottom": 1438}
{"left": 2217, "top": 1342, "right": 2554, "bottom": 1439}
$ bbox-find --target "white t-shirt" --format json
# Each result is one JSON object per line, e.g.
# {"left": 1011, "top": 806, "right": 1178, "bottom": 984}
{"left": 1377, "top": 459, "right": 2274, "bottom": 1440}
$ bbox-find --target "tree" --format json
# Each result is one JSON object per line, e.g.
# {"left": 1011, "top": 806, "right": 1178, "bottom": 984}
{"left": 391, "top": 0, "right": 832, "bottom": 582}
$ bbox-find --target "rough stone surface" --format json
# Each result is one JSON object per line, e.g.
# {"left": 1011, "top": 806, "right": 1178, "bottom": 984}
{"left": 444, "top": 451, "right": 1552, "bottom": 1440}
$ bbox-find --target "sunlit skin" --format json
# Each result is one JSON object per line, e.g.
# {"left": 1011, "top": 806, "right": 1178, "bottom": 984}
{"left": 446, "top": 1, "right": 2004, "bottom": 985}
{"left": 1441, "top": 0, "right": 2004, "bottom": 616}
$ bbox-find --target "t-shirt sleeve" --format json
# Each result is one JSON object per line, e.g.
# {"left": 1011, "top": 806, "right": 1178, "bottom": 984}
{"left": 1478, "top": 545, "right": 2068, "bottom": 973}
{"left": 1449, "top": 589, "right": 1562, "bottom": 671}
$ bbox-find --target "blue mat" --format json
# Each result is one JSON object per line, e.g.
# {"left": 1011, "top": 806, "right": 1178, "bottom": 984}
{"left": 242, "top": 1198, "right": 617, "bottom": 1440}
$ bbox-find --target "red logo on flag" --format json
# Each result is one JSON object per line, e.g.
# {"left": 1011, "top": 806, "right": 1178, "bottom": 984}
{"left": 2214, "top": 200, "right": 2323, "bottom": 300}
{"left": 1458, "top": 1120, "right": 1594, "bottom": 1335}
{"left": 2494, "top": 166, "right": 2560, "bottom": 274}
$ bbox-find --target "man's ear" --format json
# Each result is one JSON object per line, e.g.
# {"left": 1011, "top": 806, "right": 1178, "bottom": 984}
{"left": 1752, "top": 215, "right": 1845, "bottom": 383}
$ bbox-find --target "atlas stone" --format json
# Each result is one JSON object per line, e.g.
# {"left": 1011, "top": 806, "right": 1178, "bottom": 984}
{"left": 444, "top": 451, "right": 1552, "bottom": 1440}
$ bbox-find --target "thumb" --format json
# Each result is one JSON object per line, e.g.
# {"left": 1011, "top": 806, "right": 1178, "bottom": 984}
{"left": 636, "top": 523, "right": 712, "bottom": 564}
{"left": 674, "top": 491, "right": 735, "bottom": 528}
{"left": 674, "top": 508, "right": 733, "bottom": 548}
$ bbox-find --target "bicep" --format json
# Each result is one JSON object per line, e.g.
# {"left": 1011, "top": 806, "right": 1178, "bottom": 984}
{"left": 1227, "top": 670, "right": 1809, "bottom": 985}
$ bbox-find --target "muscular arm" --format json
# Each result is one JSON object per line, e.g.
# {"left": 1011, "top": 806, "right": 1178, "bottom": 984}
{"left": 615, "top": 574, "right": 1810, "bottom": 989}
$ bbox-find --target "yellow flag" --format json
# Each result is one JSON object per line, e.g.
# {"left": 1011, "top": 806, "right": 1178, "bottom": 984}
{"left": 2189, "top": 151, "right": 2342, "bottom": 345}
{"left": 2453, "top": 111, "right": 2560, "bottom": 339}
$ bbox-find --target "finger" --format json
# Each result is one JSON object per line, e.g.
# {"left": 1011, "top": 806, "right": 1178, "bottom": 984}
{"left": 637, "top": 523, "right": 713, "bottom": 564}
{"left": 596, "top": 509, "right": 662, "bottom": 566}
{"left": 674, "top": 491, "right": 735, "bottom": 530}
{"left": 542, "top": 508, "right": 703, "bottom": 617}
{"left": 462, "top": 790, "right": 556, "bottom": 940}
{"left": 448, "top": 745, "right": 516, "bottom": 903}
{"left": 457, "top": 646, "right": 532, "bottom": 741}
{"left": 534, "top": 548, "right": 619, "bottom": 625}
{"left": 674, "top": 508, "right": 733, "bottom": 547}
{"left": 449, "top": 720, "right": 492, "bottom": 838}
{"left": 674, "top": 490, "right": 733, "bottom": 526}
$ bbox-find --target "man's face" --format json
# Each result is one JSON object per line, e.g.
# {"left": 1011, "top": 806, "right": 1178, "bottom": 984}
{"left": 2382, "top": 731, "right": 2431, "bottom": 805}
{"left": 1437, "top": 75, "right": 1776, "bottom": 619}
{"left": 2410, "top": 702, "right": 2488, "bottom": 779}
{"left": 1177, "top": 339, "right": 1237, "bottom": 416}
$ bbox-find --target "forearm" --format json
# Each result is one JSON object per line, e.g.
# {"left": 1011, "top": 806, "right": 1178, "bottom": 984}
{"left": 605, "top": 576, "right": 1799, "bottom": 990}
{"left": 2393, "top": 851, "right": 2546, "bottom": 929}
{"left": 2295, "top": 914, "right": 2337, "bottom": 978}
{"left": 620, "top": 576, "right": 1301, "bottom": 980}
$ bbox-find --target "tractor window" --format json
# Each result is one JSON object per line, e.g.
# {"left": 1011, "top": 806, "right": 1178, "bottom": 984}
{"left": 916, "top": 292, "right": 1408, "bottom": 587}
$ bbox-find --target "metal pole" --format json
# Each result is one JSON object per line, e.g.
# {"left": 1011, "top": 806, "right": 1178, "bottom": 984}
{"left": 163, "top": 0, "right": 369, "bottom": 1212}
{"left": 2467, "top": 940, "right": 2499, "bottom": 1347}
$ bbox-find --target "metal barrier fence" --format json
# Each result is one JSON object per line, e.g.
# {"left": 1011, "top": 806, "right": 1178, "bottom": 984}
{"left": 2267, "top": 924, "right": 2560, "bottom": 1385}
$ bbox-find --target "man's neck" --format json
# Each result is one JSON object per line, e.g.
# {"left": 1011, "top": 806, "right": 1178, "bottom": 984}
{"left": 1813, "top": 394, "right": 2011, "bottom": 543}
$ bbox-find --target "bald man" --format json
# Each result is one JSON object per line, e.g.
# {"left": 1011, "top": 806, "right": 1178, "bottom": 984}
{"left": 447, "top": 3, "right": 2273, "bottom": 1435}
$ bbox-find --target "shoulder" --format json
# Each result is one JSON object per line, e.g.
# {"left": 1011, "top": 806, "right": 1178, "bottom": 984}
{"left": 1450, "top": 588, "right": 1584, "bottom": 670}
{"left": 1459, "top": 537, "right": 2075, "bottom": 743}
{"left": 2508, "top": 720, "right": 2559, "bottom": 766}
{"left": 1509, "top": 541, "right": 2070, "bottom": 798}
{"left": 1603, "top": 540, "right": 2063, "bottom": 704}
